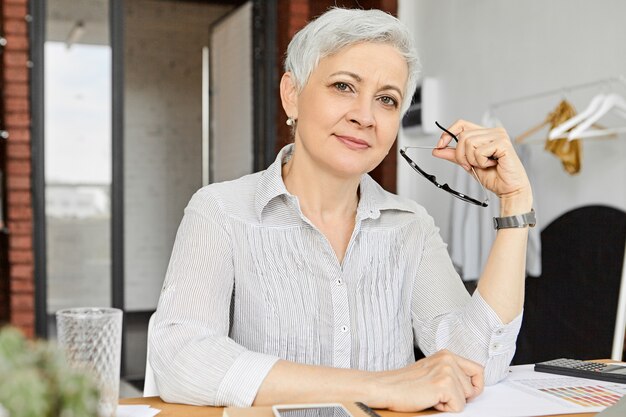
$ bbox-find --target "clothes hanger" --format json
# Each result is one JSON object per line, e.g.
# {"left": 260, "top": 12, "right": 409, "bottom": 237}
{"left": 566, "top": 93, "right": 626, "bottom": 140}
{"left": 548, "top": 93, "right": 606, "bottom": 139}
{"left": 515, "top": 99, "right": 575, "bottom": 143}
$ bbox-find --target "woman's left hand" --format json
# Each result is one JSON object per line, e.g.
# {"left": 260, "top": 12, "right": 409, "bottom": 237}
{"left": 432, "top": 119, "right": 532, "bottom": 207}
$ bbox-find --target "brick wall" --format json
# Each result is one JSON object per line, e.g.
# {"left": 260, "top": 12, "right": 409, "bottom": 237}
{"left": 0, "top": 1, "right": 6, "bottom": 324}
{"left": 275, "top": 0, "right": 398, "bottom": 192}
{"left": 1, "top": 0, "right": 34, "bottom": 338}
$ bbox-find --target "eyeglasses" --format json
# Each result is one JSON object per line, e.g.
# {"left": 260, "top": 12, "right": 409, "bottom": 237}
{"left": 399, "top": 121, "right": 490, "bottom": 207}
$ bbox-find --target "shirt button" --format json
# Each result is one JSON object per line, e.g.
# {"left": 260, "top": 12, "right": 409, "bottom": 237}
{"left": 341, "top": 325, "right": 348, "bottom": 333}
{"left": 492, "top": 342, "right": 500, "bottom": 350}
{"left": 336, "top": 279, "right": 343, "bottom": 286}
{"left": 495, "top": 328, "right": 503, "bottom": 336}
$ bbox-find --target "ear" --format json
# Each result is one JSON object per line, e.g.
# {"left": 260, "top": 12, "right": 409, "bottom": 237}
{"left": 280, "top": 72, "right": 299, "bottom": 120}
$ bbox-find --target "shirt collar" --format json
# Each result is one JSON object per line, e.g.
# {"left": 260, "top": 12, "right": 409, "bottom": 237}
{"left": 254, "top": 143, "right": 417, "bottom": 221}
{"left": 254, "top": 144, "right": 293, "bottom": 220}
{"left": 356, "top": 173, "right": 417, "bottom": 220}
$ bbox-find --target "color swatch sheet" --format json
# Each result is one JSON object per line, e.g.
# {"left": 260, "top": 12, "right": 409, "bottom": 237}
{"left": 512, "top": 376, "right": 625, "bottom": 407}
{"left": 436, "top": 364, "right": 626, "bottom": 417}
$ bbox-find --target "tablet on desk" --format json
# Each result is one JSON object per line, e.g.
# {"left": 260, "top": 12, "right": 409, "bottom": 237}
{"left": 272, "top": 404, "right": 353, "bottom": 417}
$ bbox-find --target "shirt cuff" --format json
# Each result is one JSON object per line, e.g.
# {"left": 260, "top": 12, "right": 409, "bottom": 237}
{"left": 464, "top": 290, "right": 523, "bottom": 357}
{"left": 215, "top": 350, "right": 280, "bottom": 407}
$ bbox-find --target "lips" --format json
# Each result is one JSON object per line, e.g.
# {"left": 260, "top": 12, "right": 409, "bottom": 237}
{"left": 335, "top": 135, "right": 370, "bottom": 150}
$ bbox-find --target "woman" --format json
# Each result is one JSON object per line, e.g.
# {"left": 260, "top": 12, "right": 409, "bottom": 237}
{"left": 150, "top": 7, "right": 533, "bottom": 413}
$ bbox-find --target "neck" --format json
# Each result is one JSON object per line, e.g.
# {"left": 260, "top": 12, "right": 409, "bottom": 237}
{"left": 282, "top": 149, "right": 360, "bottom": 223}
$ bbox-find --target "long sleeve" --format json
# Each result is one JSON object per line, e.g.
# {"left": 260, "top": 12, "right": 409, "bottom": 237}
{"left": 411, "top": 213, "right": 522, "bottom": 385}
{"left": 149, "top": 147, "right": 522, "bottom": 405}
{"left": 149, "top": 192, "right": 279, "bottom": 406}
{"left": 449, "top": 114, "right": 542, "bottom": 281}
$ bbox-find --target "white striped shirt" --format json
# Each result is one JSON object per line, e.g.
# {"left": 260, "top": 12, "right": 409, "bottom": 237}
{"left": 150, "top": 144, "right": 522, "bottom": 407}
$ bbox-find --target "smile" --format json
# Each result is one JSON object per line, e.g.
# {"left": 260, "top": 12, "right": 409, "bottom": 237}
{"left": 335, "top": 135, "right": 370, "bottom": 150}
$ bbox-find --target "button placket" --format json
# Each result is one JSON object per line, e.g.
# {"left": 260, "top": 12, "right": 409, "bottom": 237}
{"left": 331, "top": 269, "right": 351, "bottom": 368}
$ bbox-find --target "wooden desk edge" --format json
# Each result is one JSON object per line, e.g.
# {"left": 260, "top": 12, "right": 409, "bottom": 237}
{"left": 121, "top": 361, "right": 623, "bottom": 417}
{"left": 119, "top": 396, "right": 598, "bottom": 417}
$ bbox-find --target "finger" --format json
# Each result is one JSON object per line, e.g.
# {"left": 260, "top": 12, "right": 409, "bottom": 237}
{"left": 435, "top": 403, "right": 459, "bottom": 413}
{"left": 473, "top": 142, "right": 501, "bottom": 169}
{"left": 463, "top": 129, "right": 514, "bottom": 168}
{"left": 471, "top": 371, "right": 484, "bottom": 398}
{"left": 456, "top": 370, "right": 477, "bottom": 400}
{"left": 433, "top": 123, "right": 503, "bottom": 170}
{"left": 472, "top": 131, "right": 520, "bottom": 167}
{"left": 435, "top": 120, "right": 485, "bottom": 148}
{"left": 436, "top": 127, "right": 460, "bottom": 149}
{"left": 431, "top": 147, "right": 460, "bottom": 165}
{"left": 449, "top": 126, "right": 495, "bottom": 170}
{"left": 432, "top": 130, "right": 472, "bottom": 170}
{"left": 462, "top": 140, "right": 481, "bottom": 168}
{"left": 434, "top": 384, "right": 467, "bottom": 413}
{"left": 452, "top": 356, "right": 485, "bottom": 396}
{"left": 457, "top": 130, "right": 501, "bottom": 166}
{"left": 446, "top": 119, "right": 484, "bottom": 134}
{"left": 437, "top": 119, "right": 484, "bottom": 149}
{"left": 433, "top": 351, "right": 477, "bottom": 402}
{"left": 440, "top": 356, "right": 478, "bottom": 400}
{"left": 470, "top": 368, "right": 485, "bottom": 397}
{"left": 454, "top": 133, "right": 472, "bottom": 171}
{"left": 435, "top": 121, "right": 465, "bottom": 148}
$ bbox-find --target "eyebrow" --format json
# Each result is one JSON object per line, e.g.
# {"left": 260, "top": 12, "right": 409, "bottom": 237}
{"left": 330, "top": 71, "right": 404, "bottom": 99}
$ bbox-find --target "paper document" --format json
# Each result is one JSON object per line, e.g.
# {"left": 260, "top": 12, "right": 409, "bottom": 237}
{"left": 436, "top": 364, "right": 626, "bottom": 417}
{"left": 117, "top": 404, "right": 161, "bottom": 417}
{"left": 596, "top": 394, "right": 626, "bottom": 416}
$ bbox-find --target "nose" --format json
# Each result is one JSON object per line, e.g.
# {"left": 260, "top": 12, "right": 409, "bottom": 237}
{"left": 347, "top": 97, "right": 376, "bottom": 128}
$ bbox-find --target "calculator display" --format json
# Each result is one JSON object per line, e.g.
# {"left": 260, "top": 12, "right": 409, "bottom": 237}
{"left": 603, "top": 365, "right": 626, "bottom": 375}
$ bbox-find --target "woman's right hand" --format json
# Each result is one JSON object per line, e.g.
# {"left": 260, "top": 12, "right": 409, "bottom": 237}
{"left": 372, "top": 350, "right": 484, "bottom": 412}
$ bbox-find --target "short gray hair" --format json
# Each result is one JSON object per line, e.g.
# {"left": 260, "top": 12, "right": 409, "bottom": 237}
{"left": 284, "top": 7, "right": 420, "bottom": 115}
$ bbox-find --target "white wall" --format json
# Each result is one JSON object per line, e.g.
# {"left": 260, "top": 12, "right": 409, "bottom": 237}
{"left": 124, "top": 0, "right": 232, "bottom": 311}
{"left": 398, "top": 0, "right": 626, "bottom": 242}
{"left": 210, "top": 2, "right": 253, "bottom": 182}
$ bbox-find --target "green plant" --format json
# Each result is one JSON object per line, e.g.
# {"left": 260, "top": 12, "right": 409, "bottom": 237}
{"left": 0, "top": 326, "right": 100, "bottom": 417}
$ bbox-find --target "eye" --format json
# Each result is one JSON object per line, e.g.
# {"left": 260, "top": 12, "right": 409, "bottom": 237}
{"left": 378, "top": 95, "right": 398, "bottom": 108}
{"left": 333, "top": 82, "right": 352, "bottom": 92}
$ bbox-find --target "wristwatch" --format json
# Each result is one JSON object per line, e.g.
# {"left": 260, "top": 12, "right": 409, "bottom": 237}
{"left": 493, "top": 209, "right": 536, "bottom": 230}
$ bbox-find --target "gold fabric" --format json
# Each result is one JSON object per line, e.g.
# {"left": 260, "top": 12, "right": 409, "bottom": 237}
{"left": 515, "top": 99, "right": 582, "bottom": 174}
{"left": 543, "top": 100, "right": 582, "bottom": 174}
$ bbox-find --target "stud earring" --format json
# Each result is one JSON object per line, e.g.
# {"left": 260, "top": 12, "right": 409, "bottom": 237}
{"left": 286, "top": 117, "right": 295, "bottom": 126}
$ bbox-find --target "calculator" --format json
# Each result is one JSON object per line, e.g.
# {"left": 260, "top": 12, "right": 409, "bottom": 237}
{"left": 534, "top": 358, "right": 626, "bottom": 384}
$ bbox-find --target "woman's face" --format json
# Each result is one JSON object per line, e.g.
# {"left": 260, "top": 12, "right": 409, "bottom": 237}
{"left": 284, "top": 42, "right": 408, "bottom": 178}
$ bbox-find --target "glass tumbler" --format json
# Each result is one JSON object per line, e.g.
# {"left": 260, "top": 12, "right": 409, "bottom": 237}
{"left": 56, "top": 307, "right": 123, "bottom": 417}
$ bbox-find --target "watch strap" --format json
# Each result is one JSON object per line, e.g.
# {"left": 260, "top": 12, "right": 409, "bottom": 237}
{"left": 493, "top": 209, "right": 536, "bottom": 229}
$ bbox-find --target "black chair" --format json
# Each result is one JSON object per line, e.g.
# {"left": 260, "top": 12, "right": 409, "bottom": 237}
{"left": 513, "top": 205, "right": 626, "bottom": 364}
